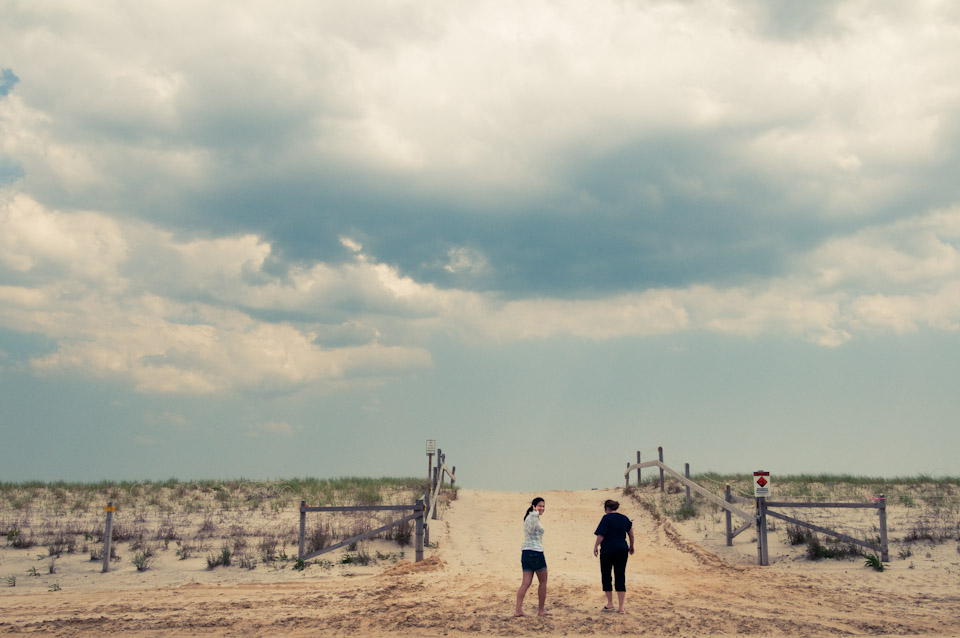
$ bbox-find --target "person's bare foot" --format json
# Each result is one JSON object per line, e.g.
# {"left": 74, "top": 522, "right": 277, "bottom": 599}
{"left": 602, "top": 606, "right": 616, "bottom": 611}
{"left": 538, "top": 610, "right": 552, "bottom": 616}
{"left": 618, "top": 609, "right": 626, "bottom": 614}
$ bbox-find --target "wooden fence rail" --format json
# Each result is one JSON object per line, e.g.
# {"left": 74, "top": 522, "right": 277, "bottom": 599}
{"left": 298, "top": 500, "right": 426, "bottom": 563}
{"left": 424, "top": 447, "right": 456, "bottom": 546}
{"left": 624, "top": 458, "right": 757, "bottom": 524}
{"left": 622, "top": 446, "right": 890, "bottom": 566}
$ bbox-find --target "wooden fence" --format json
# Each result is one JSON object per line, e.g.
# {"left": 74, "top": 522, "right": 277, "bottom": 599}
{"left": 730, "top": 492, "right": 889, "bottom": 565}
{"left": 296, "top": 445, "right": 457, "bottom": 564}
{"left": 298, "top": 500, "right": 426, "bottom": 562}
{"left": 623, "top": 446, "right": 889, "bottom": 566}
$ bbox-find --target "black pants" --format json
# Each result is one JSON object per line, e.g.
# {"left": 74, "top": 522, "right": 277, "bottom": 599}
{"left": 600, "top": 549, "right": 629, "bottom": 592}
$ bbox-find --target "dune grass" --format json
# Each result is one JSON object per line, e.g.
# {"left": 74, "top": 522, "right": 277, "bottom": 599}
{"left": 0, "top": 476, "right": 441, "bottom": 574}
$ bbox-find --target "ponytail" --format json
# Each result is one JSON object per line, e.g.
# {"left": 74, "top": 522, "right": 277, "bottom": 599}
{"left": 524, "top": 497, "right": 545, "bottom": 520}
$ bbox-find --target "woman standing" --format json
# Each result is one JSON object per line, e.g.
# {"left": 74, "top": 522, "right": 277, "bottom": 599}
{"left": 593, "top": 499, "right": 634, "bottom": 613}
{"left": 515, "top": 497, "right": 549, "bottom": 617}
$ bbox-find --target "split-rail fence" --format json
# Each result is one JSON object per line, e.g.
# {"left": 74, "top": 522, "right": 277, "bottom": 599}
{"left": 623, "top": 446, "right": 889, "bottom": 565}
{"left": 296, "top": 445, "right": 457, "bottom": 564}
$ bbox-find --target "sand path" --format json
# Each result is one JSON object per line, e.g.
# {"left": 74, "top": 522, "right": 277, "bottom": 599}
{"left": 2, "top": 488, "right": 959, "bottom": 636}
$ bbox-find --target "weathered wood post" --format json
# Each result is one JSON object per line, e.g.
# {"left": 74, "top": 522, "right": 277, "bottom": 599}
{"left": 878, "top": 494, "right": 889, "bottom": 561}
{"left": 625, "top": 462, "right": 630, "bottom": 489}
{"left": 684, "top": 463, "right": 692, "bottom": 507}
{"left": 423, "top": 488, "right": 431, "bottom": 546}
{"left": 756, "top": 496, "right": 769, "bottom": 566}
{"left": 436, "top": 448, "right": 443, "bottom": 492}
{"left": 724, "top": 485, "right": 733, "bottom": 546}
{"left": 637, "top": 451, "right": 642, "bottom": 487}
{"left": 415, "top": 499, "right": 425, "bottom": 562}
{"left": 439, "top": 452, "right": 445, "bottom": 491}
{"left": 658, "top": 447, "right": 665, "bottom": 493}
{"left": 298, "top": 500, "right": 306, "bottom": 560}
{"left": 427, "top": 439, "right": 435, "bottom": 486}
{"left": 102, "top": 502, "right": 114, "bottom": 573}
{"left": 432, "top": 467, "right": 440, "bottom": 521}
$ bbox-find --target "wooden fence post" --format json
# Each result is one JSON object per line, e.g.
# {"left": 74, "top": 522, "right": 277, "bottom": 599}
{"left": 102, "top": 502, "right": 114, "bottom": 573}
{"left": 451, "top": 466, "right": 456, "bottom": 485}
{"left": 658, "top": 447, "right": 665, "bottom": 493}
{"left": 637, "top": 451, "right": 641, "bottom": 487}
{"left": 423, "top": 488, "right": 431, "bottom": 546}
{"left": 724, "top": 485, "right": 733, "bottom": 546}
{"left": 684, "top": 463, "right": 691, "bottom": 507}
{"left": 415, "top": 499, "right": 425, "bottom": 562}
{"left": 878, "top": 494, "right": 889, "bottom": 561}
{"left": 625, "top": 462, "right": 630, "bottom": 489}
{"left": 432, "top": 467, "right": 440, "bottom": 520}
{"left": 298, "top": 500, "right": 306, "bottom": 560}
{"left": 757, "top": 497, "right": 769, "bottom": 566}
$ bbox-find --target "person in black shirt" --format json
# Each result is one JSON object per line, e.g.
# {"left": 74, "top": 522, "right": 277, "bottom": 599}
{"left": 592, "top": 499, "right": 634, "bottom": 613}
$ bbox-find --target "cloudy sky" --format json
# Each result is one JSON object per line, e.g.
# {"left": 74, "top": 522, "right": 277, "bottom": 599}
{"left": 2, "top": 0, "right": 959, "bottom": 491}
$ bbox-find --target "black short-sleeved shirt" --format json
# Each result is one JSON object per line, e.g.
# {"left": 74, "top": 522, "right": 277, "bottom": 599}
{"left": 594, "top": 512, "right": 632, "bottom": 554}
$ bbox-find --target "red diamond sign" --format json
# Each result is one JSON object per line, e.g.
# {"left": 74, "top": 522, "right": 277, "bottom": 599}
{"left": 754, "top": 471, "right": 771, "bottom": 496}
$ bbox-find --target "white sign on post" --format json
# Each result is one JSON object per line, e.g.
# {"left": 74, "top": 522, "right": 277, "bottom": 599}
{"left": 754, "top": 471, "right": 771, "bottom": 497}
{"left": 426, "top": 439, "right": 436, "bottom": 454}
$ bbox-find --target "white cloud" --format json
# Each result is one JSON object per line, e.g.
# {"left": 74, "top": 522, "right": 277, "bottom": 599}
{"left": 5, "top": 0, "right": 958, "bottom": 212}
{"left": 807, "top": 207, "right": 960, "bottom": 289}
{"left": 5, "top": 191, "right": 960, "bottom": 395}
{"left": 1, "top": 195, "right": 432, "bottom": 394}
{"left": 0, "top": 193, "right": 127, "bottom": 287}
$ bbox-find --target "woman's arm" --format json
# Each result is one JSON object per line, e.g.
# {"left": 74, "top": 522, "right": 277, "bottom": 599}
{"left": 593, "top": 535, "right": 604, "bottom": 557}
{"left": 628, "top": 528, "right": 635, "bottom": 555}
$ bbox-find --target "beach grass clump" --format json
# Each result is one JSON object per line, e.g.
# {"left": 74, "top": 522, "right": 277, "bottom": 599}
{"left": 306, "top": 524, "right": 332, "bottom": 554}
{"left": 804, "top": 534, "right": 864, "bottom": 560}
{"left": 206, "top": 544, "right": 233, "bottom": 569}
{"left": 131, "top": 548, "right": 156, "bottom": 572}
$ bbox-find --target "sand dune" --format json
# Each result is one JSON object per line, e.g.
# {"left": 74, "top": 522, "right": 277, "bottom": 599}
{"left": 2, "top": 487, "right": 959, "bottom": 636}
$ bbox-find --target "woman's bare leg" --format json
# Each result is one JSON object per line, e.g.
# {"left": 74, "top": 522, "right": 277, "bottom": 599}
{"left": 515, "top": 571, "right": 534, "bottom": 616}
{"left": 617, "top": 591, "right": 626, "bottom": 613}
{"left": 536, "top": 569, "right": 549, "bottom": 615}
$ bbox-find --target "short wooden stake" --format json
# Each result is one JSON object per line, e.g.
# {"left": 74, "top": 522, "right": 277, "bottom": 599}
{"left": 878, "top": 494, "right": 889, "bottom": 561}
{"left": 298, "top": 500, "right": 306, "bottom": 560}
{"left": 636, "top": 451, "right": 642, "bottom": 487}
{"left": 684, "top": 463, "right": 691, "bottom": 507}
{"left": 102, "top": 502, "right": 114, "bottom": 573}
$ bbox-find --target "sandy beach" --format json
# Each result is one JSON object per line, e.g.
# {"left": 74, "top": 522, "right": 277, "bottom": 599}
{"left": 2, "top": 486, "right": 960, "bottom": 637}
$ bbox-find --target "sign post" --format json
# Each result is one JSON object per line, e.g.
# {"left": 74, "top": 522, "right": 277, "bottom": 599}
{"left": 426, "top": 440, "right": 436, "bottom": 483}
{"left": 102, "top": 502, "right": 115, "bottom": 573}
{"left": 754, "top": 471, "right": 770, "bottom": 565}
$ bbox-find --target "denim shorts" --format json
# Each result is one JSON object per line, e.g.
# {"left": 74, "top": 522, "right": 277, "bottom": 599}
{"left": 521, "top": 549, "right": 547, "bottom": 572}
